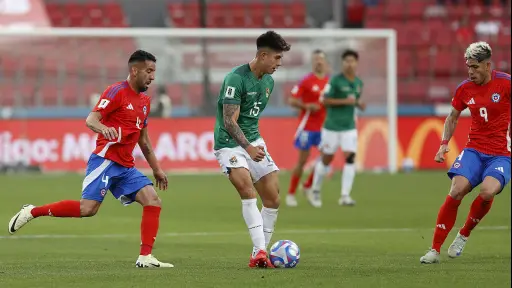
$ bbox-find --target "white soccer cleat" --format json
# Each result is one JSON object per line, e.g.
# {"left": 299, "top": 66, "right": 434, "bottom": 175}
{"left": 135, "top": 254, "right": 174, "bottom": 268}
{"left": 420, "top": 248, "right": 440, "bottom": 264}
{"left": 8, "top": 204, "right": 35, "bottom": 235}
{"left": 448, "top": 232, "right": 468, "bottom": 258}
{"left": 305, "top": 189, "right": 322, "bottom": 208}
{"left": 286, "top": 195, "right": 298, "bottom": 207}
{"left": 339, "top": 196, "right": 356, "bottom": 206}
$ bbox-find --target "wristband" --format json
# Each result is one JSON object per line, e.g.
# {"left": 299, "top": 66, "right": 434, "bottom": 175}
{"left": 440, "top": 140, "right": 449, "bottom": 145}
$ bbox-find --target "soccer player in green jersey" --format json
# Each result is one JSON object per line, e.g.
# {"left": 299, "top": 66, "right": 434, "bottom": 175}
{"left": 305, "top": 50, "right": 366, "bottom": 208}
{"left": 213, "top": 31, "right": 291, "bottom": 268}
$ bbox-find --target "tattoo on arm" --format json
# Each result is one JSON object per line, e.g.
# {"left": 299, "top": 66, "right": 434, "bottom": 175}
{"left": 223, "top": 104, "right": 250, "bottom": 149}
{"left": 139, "top": 141, "right": 153, "bottom": 156}
{"left": 442, "top": 109, "right": 460, "bottom": 141}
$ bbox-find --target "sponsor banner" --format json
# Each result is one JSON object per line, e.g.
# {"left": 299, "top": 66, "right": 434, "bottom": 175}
{"left": 0, "top": 117, "right": 472, "bottom": 172}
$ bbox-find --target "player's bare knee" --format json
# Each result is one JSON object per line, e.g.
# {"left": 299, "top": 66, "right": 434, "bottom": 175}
{"left": 321, "top": 154, "right": 334, "bottom": 166}
{"left": 79, "top": 200, "right": 99, "bottom": 217}
{"left": 449, "top": 183, "right": 470, "bottom": 200}
{"left": 137, "top": 186, "right": 161, "bottom": 207}
{"left": 262, "top": 192, "right": 280, "bottom": 209}
{"left": 479, "top": 182, "right": 500, "bottom": 201}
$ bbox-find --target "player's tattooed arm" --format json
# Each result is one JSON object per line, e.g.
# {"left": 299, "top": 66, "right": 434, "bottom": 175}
{"left": 223, "top": 104, "right": 250, "bottom": 149}
{"left": 442, "top": 108, "right": 462, "bottom": 141}
{"left": 138, "top": 128, "right": 161, "bottom": 171}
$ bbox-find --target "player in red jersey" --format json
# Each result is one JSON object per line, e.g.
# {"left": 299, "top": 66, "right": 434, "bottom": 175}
{"left": 8, "top": 50, "right": 173, "bottom": 268}
{"left": 420, "top": 42, "right": 511, "bottom": 264}
{"left": 286, "top": 50, "right": 330, "bottom": 207}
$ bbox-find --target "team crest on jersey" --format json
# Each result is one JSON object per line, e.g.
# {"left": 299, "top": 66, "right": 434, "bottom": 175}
{"left": 312, "top": 85, "right": 319, "bottom": 92}
{"left": 491, "top": 93, "right": 501, "bottom": 103}
{"left": 266, "top": 88, "right": 270, "bottom": 98}
{"left": 453, "top": 162, "right": 461, "bottom": 169}
{"left": 229, "top": 156, "right": 237, "bottom": 165}
{"left": 143, "top": 106, "right": 147, "bottom": 115}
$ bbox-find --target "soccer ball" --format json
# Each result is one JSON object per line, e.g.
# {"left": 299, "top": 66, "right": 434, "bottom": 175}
{"left": 269, "top": 240, "right": 300, "bottom": 268}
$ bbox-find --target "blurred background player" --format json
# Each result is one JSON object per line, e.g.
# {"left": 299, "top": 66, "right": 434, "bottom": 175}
{"left": 213, "top": 31, "right": 291, "bottom": 268}
{"left": 286, "top": 49, "right": 329, "bottom": 207}
{"left": 420, "top": 42, "right": 511, "bottom": 264}
{"left": 306, "top": 50, "right": 366, "bottom": 208}
{"left": 7, "top": 50, "right": 173, "bottom": 268}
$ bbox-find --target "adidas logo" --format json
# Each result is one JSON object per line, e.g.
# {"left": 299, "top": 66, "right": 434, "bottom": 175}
{"left": 126, "top": 103, "right": 134, "bottom": 110}
{"left": 468, "top": 98, "right": 475, "bottom": 105}
{"left": 495, "top": 167, "right": 504, "bottom": 173}
{"left": 436, "top": 224, "right": 446, "bottom": 230}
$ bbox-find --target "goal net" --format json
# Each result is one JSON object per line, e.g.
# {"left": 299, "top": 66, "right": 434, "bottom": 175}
{"left": 0, "top": 28, "right": 397, "bottom": 174}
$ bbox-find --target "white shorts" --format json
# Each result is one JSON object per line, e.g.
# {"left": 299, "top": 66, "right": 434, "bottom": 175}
{"left": 214, "top": 138, "right": 279, "bottom": 183}
{"left": 319, "top": 128, "right": 358, "bottom": 155}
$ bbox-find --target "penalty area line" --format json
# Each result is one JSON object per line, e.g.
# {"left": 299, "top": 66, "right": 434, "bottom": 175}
{"left": 0, "top": 225, "right": 509, "bottom": 240}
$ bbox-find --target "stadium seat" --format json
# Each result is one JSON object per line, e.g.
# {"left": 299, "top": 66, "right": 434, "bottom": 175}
{"left": 398, "top": 50, "right": 414, "bottom": 79}
{"left": 433, "top": 49, "right": 455, "bottom": 77}
{"left": 407, "top": 1, "right": 428, "bottom": 20}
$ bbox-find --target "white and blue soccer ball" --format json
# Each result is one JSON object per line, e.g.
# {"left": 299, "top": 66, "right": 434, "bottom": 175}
{"left": 269, "top": 240, "right": 300, "bottom": 268}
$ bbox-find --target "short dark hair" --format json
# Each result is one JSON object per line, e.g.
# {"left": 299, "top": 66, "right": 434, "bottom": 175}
{"left": 341, "top": 49, "right": 359, "bottom": 60}
{"left": 128, "top": 50, "right": 157, "bottom": 65}
{"left": 256, "top": 31, "right": 291, "bottom": 52}
{"left": 313, "top": 49, "right": 325, "bottom": 55}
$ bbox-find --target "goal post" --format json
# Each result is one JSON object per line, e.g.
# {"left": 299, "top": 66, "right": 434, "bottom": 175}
{"left": 0, "top": 28, "right": 397, "bottom": 174}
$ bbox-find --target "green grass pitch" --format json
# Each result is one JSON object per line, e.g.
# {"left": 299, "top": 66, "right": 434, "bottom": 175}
{"left": 0, "top": 171, "right": 509, "bottom": 288}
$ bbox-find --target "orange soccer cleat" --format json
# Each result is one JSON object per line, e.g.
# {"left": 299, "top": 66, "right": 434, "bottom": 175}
{"left": 248, "top": 250, "right": 274, "bottom": 268}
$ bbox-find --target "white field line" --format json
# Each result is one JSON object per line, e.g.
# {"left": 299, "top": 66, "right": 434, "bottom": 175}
{"left": 0, "top": 226, "right": 509, "bottom": 240}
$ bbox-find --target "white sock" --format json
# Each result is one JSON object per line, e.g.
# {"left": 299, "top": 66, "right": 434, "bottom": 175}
{"left": 261, "top": 206, "right": 279, "bottom": 248}
{"left": 312, "top": 161, "right": 328, "bottom": 191}
{"left": 342, "top": 163, "right": 356, "bottom": 197}
{"left": 241, "top": 199, "right": 266, "bottom": 253}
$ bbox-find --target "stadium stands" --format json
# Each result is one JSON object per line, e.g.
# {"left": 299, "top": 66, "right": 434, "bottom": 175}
{"left": 0, "top": 0, "right": 510, "bottom": 109}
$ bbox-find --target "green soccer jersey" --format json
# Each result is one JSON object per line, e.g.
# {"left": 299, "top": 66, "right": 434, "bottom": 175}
{"left": 323, "top": 73, "right": 363, "bottom": 131}
{"left": 214, "top": 64, "right": 274, "bottom": 150}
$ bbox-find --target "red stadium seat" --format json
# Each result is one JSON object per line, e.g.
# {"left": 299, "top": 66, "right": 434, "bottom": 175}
{"left": 407, "top": 1, "right": 428, "bottom": 20}
{"left": 385, "top": 3, "right": 405, "bottom": 21}
{"left": 433, "top": 49, "right": 455, "bottom": 77}
{"left": 0, "top": 81, "right": 15, "bottom": 107}
{"left": 398, "top": 50, "right": 414, "bottom": 79}
{"left": 39, "top": 83, "right": 59, "bottom": 106}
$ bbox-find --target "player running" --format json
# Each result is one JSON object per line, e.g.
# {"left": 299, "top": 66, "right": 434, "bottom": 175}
{"left": 7, "top": 50, "right": 173, "bottom": 268}
{"left": 213, "top": 31, "right": 291, "bottom": 268}
{"left": 306, "top": 49, "right": 366, "bottom": 208}
{"left": 286, "top": 49, "right": 329, "bottom": 207}
{"left": 420, "top": 42, "right": 511, "bottom": 264}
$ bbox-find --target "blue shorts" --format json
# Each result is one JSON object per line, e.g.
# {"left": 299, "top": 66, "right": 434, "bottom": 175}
{"left": 448, "top": 148, "right": 511, "bottom": 192}
{"left": 294, "top": 130, "right": 322, "bottom": 151}
{"left": 81, "top": 154, "right": 153, "bottom": 205}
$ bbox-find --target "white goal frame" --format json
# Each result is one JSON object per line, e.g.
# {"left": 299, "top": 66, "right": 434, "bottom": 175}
{"left": 0, "top": 28, "right": 398, "bottom": 173}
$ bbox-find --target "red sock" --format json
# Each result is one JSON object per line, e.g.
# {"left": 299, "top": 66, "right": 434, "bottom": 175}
{"left": 459, "top": 195, "right": 494, "bottom": 237}
{"left": 288, "top": 173, "right": 301, "bottom": 195}
{"left": 30, "top": 200, "right": 81, "bottom": 218}
{"left": 303, "top": 171, "right": 314, "bottom": 189}
{"left": 140, "top": 206, "right": 161, "bottom": 256}
{"left": 432, "top": 195, "right": 462, "bottom": 252}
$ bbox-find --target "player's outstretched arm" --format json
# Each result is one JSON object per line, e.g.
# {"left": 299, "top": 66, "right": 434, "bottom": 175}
{"left": 223, "top": 104, "right": 265, "bottom": 162}
{"left": 138, "top": 127, "right": 167, "bottom": 190}
{"left": 85, "top": 112, "right": 119, "bottom": 141}
{"left": 435, "top": 108, "right": 462, "bottom": 163}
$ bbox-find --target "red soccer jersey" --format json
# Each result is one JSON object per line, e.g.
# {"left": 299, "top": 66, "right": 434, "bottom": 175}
{"left": 92, "top": 81, "right": 151, "bottom": 167}
{"left": 451, "top": 70, "right": 511, "bottom": 156}
{"left": 291, "top": 73, "right": 329, "bottom": 132}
